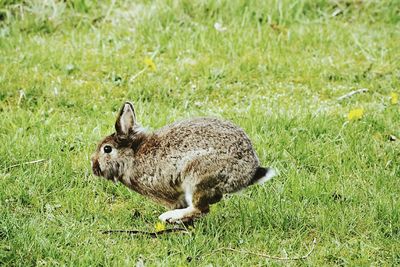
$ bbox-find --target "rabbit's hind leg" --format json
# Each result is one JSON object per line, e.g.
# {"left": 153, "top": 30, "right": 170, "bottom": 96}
{"left": 158, "top": 182, "right": 222, "bottom": 223}
{"left": 158, "top": 156, "right": 247, "bottom": 223}
{"left": 159, "top": 183, "right": 198, "bottom": 223}
{"left": 158, "top": 195, "right": 201, "bottom": 223}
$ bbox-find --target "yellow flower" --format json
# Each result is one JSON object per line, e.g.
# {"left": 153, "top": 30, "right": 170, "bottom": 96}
{"left": 154, "top": 222, "right": 166, "bottom": 232}
{"left": 390, "top": 92, "right": 398, "bottom": 105}
{"left": 348, "top": 108, "right": 364, "bottom": 121}
{"left": 144, "top": 57, "right": 156, "bottom": 71}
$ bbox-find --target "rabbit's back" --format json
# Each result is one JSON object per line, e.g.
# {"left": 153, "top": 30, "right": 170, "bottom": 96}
{"left": 155, "top": 117, "right": 257, "bottom": 159}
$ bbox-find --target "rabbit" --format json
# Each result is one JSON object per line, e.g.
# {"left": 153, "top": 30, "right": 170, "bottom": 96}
{"left": 91, "top": 101, "right": 276, "bottom": 223}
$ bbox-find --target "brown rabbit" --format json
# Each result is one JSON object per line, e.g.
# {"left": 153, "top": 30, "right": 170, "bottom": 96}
{"left": 91, "top": 102, "right": 275, "bottom": 223}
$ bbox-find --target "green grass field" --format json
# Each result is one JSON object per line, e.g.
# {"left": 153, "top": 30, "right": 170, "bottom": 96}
{"left": 1, "top": 0, "right": 399, "bottom": 265}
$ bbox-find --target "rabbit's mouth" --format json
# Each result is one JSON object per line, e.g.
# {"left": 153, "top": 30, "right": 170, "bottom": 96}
{"left": 91, "top": 159, "right": 118, "bottom": 182}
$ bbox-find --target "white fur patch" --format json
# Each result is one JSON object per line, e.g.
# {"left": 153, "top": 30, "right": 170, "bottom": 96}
{"left": 183, "top": 183, "right": 193, "bottom": 206}
{"left": 133, "top": 125, "right": 147, "bottom": 134}
{"left": 159, "top": 206, "right": 197, "bottom": 223}
{"left": 256, "top": 168, "right": 277, "bottom": 185}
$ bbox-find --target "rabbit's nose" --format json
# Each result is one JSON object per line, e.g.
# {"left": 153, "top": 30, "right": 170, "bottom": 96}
{"left": 92, "top": 159, "right": 102, "bottom": 176}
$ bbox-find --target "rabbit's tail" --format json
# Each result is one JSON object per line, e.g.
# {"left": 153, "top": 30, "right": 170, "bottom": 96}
{"left": 249, "top": 167, "right": 276, "bottom": 185}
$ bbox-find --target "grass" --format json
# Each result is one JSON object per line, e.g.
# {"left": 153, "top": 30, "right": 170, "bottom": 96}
{"left": 0, "top": 0, "right": 399, "bottom": 265}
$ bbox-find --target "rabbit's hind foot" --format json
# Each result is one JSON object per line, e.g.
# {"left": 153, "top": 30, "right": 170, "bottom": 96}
{"left": 158, "top": 206, "right": 202, "bottom": 224}
{"left": 159, "top": 186, "right": 221, "bottom": 224}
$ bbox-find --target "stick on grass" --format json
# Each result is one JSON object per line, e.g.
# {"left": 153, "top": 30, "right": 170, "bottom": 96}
{"left": 101, "top": 228, "right": 189, "bottom": 238}
{"left": 337, "top": 88, "right": 368, "bottom": 101}
{"left": 5, "top": 159, "right": 48, "bottom": 170}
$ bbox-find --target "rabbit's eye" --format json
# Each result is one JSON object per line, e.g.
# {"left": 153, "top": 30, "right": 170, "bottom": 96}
{"left": 103, "top": 145, "right": 112, "bottom": 153}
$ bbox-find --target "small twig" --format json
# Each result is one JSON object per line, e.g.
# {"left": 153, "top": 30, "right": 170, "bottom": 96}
{"left": 5, "top": 159, "right": 48, "bottom": 170}
{"left": 101, "top": 228, "right": 189, "bottom": 238}
{"left": 18, "top": 90, "right": 25, "bottom": 106}
{"left": 212, "top": 238, "right": 317, "bottom": 261}
{"left": 337, "top": 88, "right": 368, "bottom": 101}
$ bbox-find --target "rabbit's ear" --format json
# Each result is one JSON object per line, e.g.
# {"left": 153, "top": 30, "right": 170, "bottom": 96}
{"left": 115, "top": 102, "right": 136, "bottom": 135}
